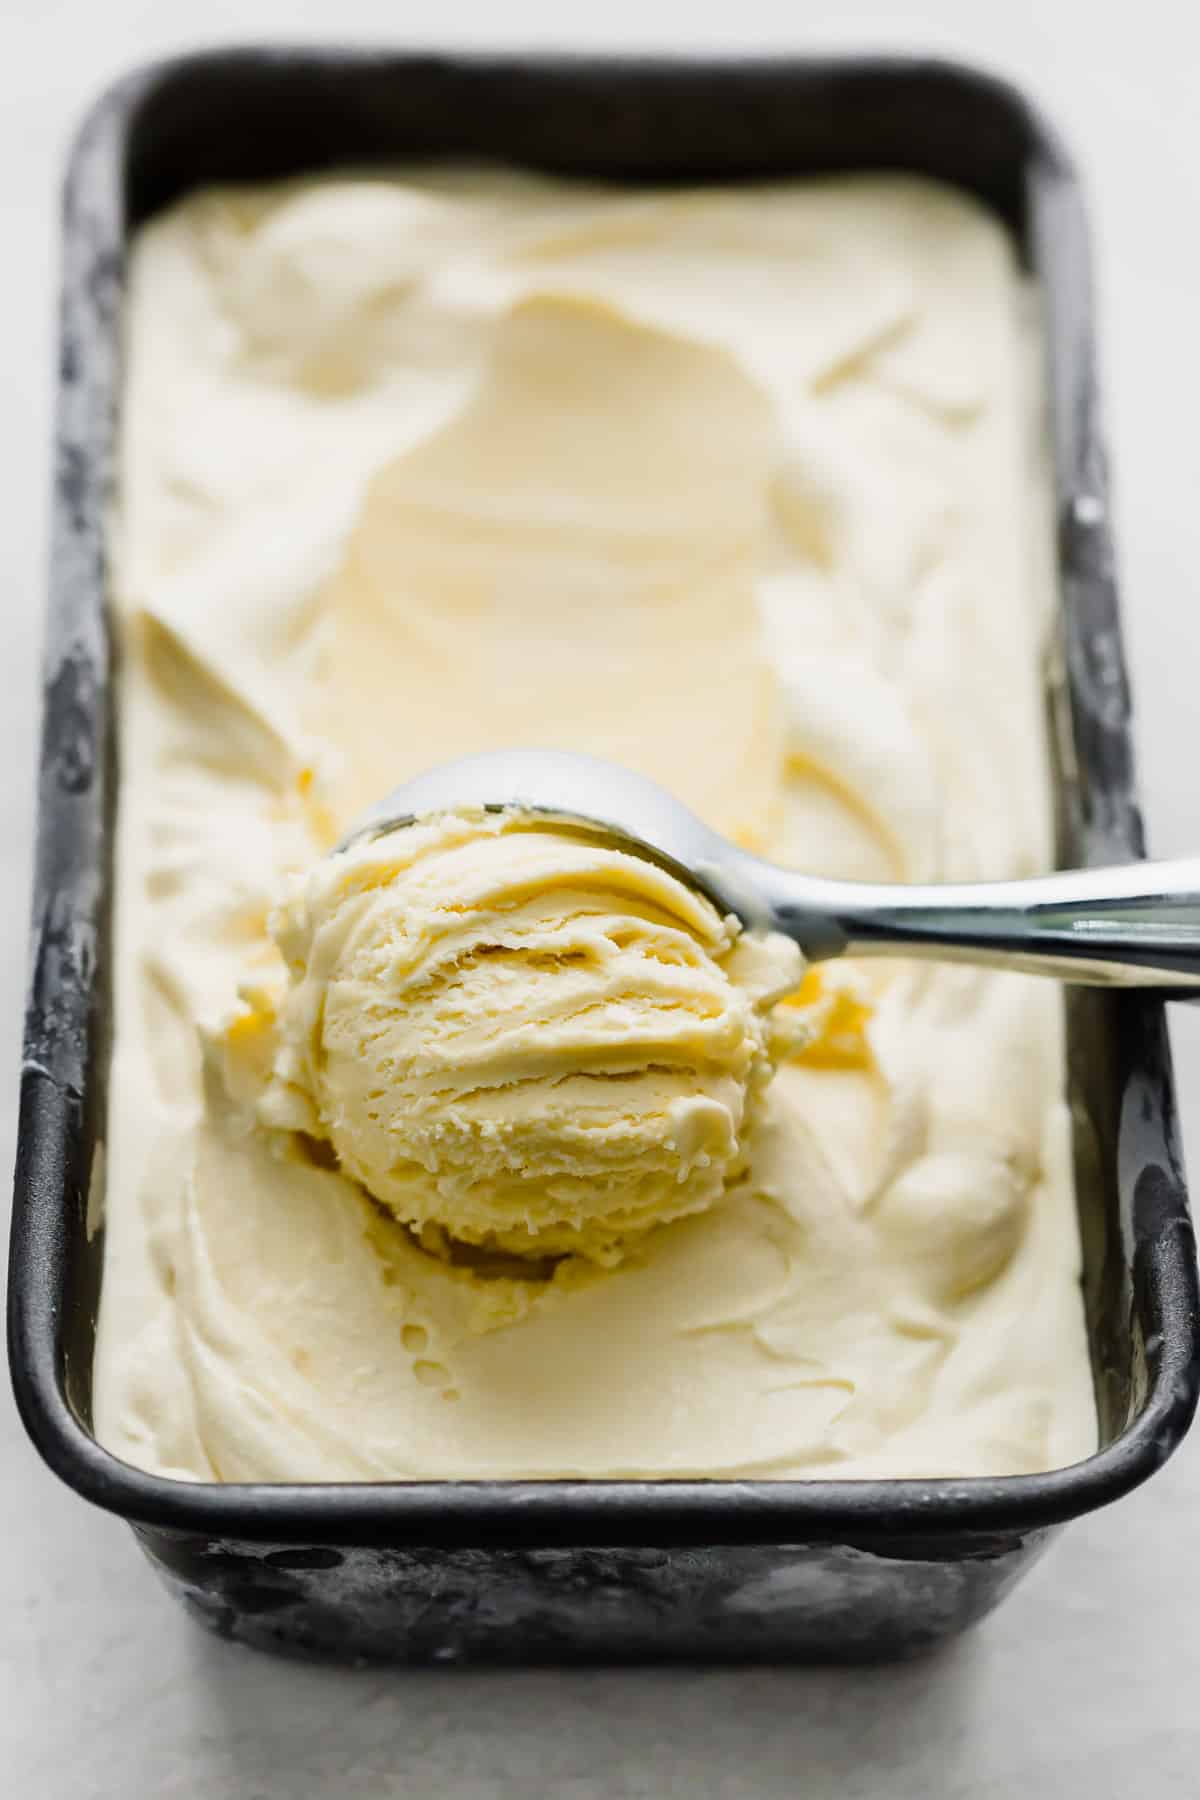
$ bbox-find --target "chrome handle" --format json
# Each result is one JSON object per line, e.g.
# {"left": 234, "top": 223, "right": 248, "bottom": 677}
{"left": 754, "top": 859, "right": 1200, "bottom": 990}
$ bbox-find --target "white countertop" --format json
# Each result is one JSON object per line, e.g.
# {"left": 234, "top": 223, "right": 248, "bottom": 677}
{"left": 5, "top": 4, "right": 1200, "bottom": 1794}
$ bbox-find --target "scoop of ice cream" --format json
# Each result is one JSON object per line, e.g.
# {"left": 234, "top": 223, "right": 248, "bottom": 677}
{"left": 261, "top": 811, "right": 804, "bottom": 1261}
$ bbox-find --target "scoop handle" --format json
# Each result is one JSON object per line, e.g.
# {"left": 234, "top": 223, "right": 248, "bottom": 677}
{"left": 757, "top": 858, "right": 1200, "bottom": 991}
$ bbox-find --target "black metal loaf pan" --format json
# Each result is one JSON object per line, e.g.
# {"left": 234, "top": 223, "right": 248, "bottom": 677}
{"left": 10, "top": 48, "right": 1200, "bottom": 1665}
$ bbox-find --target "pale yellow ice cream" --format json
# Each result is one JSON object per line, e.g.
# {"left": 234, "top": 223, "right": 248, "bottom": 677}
{"left": 93, "top": 168, "right": 1097, "bottom": 1484}
{"left": 260, "top": 812, "right": 803, "bottom": 1260}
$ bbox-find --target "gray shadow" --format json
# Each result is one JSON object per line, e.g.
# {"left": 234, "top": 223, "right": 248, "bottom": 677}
{"left": 181, "top": 1624, "right": 984, "bottom": 1800}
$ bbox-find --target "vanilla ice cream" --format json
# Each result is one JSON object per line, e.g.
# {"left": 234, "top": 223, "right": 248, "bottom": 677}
{"left": 93, "top": 168, "right": 1097, "bottom": 1484}
{"left": 261, "top": 812, "right": 803, "bottom": 1260}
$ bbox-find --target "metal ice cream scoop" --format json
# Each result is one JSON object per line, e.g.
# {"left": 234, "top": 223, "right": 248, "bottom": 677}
{"left": 340, "top": 749, "right": 1200, "bottom": 990}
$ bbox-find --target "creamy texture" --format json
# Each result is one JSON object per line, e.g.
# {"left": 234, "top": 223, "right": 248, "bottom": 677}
{"left": 260, "top": 811, "right": 803, "bottom": 1261}
{"left": 96, "top": 168, "right": 1097, "bottom": 1483}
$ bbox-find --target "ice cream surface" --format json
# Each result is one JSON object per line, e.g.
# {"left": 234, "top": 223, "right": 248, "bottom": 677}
{"left": 94, "top": 167, "right": 1097, "bottom": 1483}
{"left": 262, "top": 811, "right": 803, "bottom": 1260}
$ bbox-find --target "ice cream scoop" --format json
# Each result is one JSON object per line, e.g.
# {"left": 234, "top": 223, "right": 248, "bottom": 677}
{"left": 263, "top": 811, "right": 804, "bottom": 1261}
{"left": 343, "top": 749, "right": 1200, "bottom": 990}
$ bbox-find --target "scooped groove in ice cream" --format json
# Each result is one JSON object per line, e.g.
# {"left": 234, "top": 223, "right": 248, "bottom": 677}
{"left": 261, "top": 812, "right": 805, "bottom": 1261}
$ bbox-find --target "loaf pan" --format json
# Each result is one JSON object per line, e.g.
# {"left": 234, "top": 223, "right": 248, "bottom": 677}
{"left": 10, "top": 47, "right": 1200, "bottom": 1664}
